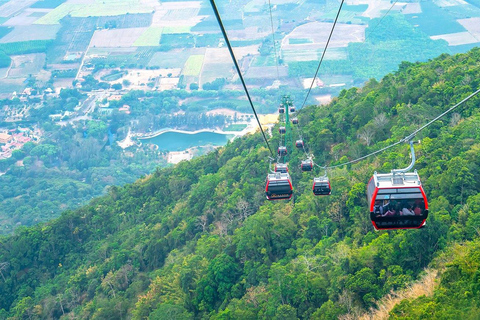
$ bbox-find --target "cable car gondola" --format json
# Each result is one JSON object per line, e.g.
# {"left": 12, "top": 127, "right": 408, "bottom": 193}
{"left": 289, "top": 106, "right": 296, "bottom": 113}
{"left": 301, "top": 159, "right": 313, "bottom": 171}
{"left": 295, "top": 140, "right": 304, "bottom": 148}
{"left": 367, "top": 141, "right": 428, "bottom": 230}
{"left": 275, "top": 163, "right": 288, "bottom": 173}
{"left": 279, "top": 107, "right": 285, "bottom": 114}
{"left": 313, "top": 176, "right": 331, "bottom": 195}
{"left": 292, "top": 118, "right": 298, "bottom": 125}
{"left": 367, "top": 171, "right": 428, "bottom": 230}
{"left": 265, "top": 172, "right": 293, "bottom": 200}
{"left": 278, "top": 146, "right": 287, "bottom": 156}
{"left": 279, "top": 127, "right": 286, "bottom": 134}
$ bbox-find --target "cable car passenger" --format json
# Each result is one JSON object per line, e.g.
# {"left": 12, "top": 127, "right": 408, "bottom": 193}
{"left": 367, "top": 171, "right": 428, "bottom": 230}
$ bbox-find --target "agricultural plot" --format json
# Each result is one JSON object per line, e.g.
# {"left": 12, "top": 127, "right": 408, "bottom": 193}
{"left": 182, "top": 55, "right": 204, "bottom": 76}
{"left": 3, "top": 9, "right": 51, "bottom": 26}
{"left": 458, "top": 17, "right": 480, "bottom": 37}
{"left": 431, "top": 32, "right": 479, "bottom": 46}
{"left": 0, "top": 25, "right": 60, "bottom": 43}
{"left": 162, "top": 8, "right": 200, "bottom": 21}
{"left": 0, "top": 27, "right": 12, "bottom": 39}
{"left": 434, "top": 0, "right": 468, "bottom": 7}
{"left": 35, "top": 0, "right": 155, "bottom": 25}
{"left": 405, "top": 2, "right": 466, "bottom": 36}
{"left": 399, "top": 3, "right": 422, "bottom": 14}
{"left": 0, "top": 79, "right": 24, "bottom": 95}
{"left": 282, "top": 22, "right": 365, "bottom": 51}
{"left": 227, "top": 26, "right": 268, "bottom": 41}
{"left": 30, "top": 0, "right": 67, "bottom": 9}
{"left": 282, "top": 47, "right": 347, "bottom": 62}
{"left": 148, "top": 49, "right": 204, "bottom": 68}
{"left": 97, "top": 13, "right": 153, "bottom": 29}
{"left": 0, "top": 40, "right": 51, "bottom": 55}
{"left": 0, "top": 0, "right": 37, "bottom": 18}
{"left": 245, "top": 66, "right": 287, "bottom": 79}
{"left": 90, "top": 28, "right": 147, "bottom": 48}
{"left": 133, "top": 27, "right": 163, "bottom": 47}
{"left": 163, "top": 26, "right": 192, "bottom": 34}
{"left": 8, "top": 53, "right": 46, "bottom": 79}
{"left": 200, "top": 63, "right": 232, "bottom": 83}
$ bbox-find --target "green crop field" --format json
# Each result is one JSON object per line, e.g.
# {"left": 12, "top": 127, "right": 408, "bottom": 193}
{"left": 405, "top": 2, "right": 466, "bottom": 36}
{"left": 134, "top": 27, "right": 163, "bottom": 47}
{"left": 100, "top": 71, "right": 126, "bottom": 81}
{"left": 0, "top": 27, "right": 12, "bottom": 40}
{"left": 0, "top": 40, "right": 52, "bottom": 55}
{"left": 183, "top": 55, "right": 204, "bottom": 76}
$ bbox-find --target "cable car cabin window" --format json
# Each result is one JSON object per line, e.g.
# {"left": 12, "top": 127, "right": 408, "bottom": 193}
{"left": 371, "top": 189, "right": 428, "bottom": 230}
{"left": 313, "top": 180, "right": 331, "bottom": 195}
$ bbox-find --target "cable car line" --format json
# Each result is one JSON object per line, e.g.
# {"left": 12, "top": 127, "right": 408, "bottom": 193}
{"left": 300, "top": 0, "right": 345, "bottom": 110}
{"left": 267, "top": 0, "right": 280, "bottom": 80}
{"left": 318, "top": 87, "right": 480, "bottom": 170}
{"left": 363, "top": 0, "right": 399, "bottom": 44}
{"left": 209, "top": 0, "right": 275, "bottom": 157}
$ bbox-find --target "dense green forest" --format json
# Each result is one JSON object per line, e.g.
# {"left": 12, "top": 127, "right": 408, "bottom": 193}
{"left": 1, "top": 48, "right": 480, "bottom": 319}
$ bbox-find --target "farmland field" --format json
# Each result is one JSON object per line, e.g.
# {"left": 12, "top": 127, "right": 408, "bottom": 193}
{"left": 183, "top": 55, "right": 204, "bottom": 76}
{"left": 35, "top": 0, "right": 154, "bottom": 24}
{"left": 8, "top": 53, "right": 46, "bottom": 78}
{"left": 148, "top": 49, "right": 202, "bottom": 68}
{"left": 0, "top": 0, "right": 37, "bottom": 18}
{"left": 162, "top": 8, "right": 200, "bottom": 21}
{"left": 0, "top": 40, "right": 52, "bottom": 55}
{"left": 90, "top": 28, "right": 147, "bottom": 48}
{"left": 134, "top": 27, "right": 163, "bottom": 47}
{"left": 0, "top": 25, "right": 60, "bottom": 43}
{"left": 289, "top": 38, "right": 313, "bottom": 45}
{"left": 31, "top": 0, "right": 66, "bottom": 9}
{"left": 163, "top": 27, "right": 192, "bottom": 34}
{"left": 405, "top": 2, "right": 466, "bottom": 36}
{"left": 200, "top": 63, "right": 232, "bottom": 83}
{"left": 431, "top": 32, "right": 479, "bottom": 46}
{"left": 0, "top": 27, "right": 12, "bottom": 39}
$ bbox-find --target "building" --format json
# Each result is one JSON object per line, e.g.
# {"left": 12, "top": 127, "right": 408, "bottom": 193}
{"left": 0, "top": 133, "right": 12, "bottom": 144}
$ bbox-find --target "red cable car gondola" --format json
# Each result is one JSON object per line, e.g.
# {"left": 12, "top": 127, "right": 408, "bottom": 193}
{"left": 295, "top": 140, "right": 304, "bottom": 148}
{"left": 301, "top": 159, "right": 313, "bottom": 171}
{"left": 313, "top": 176, "right": 331, "bottom": 196}
{"left": 279, "top": 127, "right": 286, "bottom": 134}
{"left": 275, "top": 163, "right": 288, "bottom": 173}
{"left": 292, "top": 118, "right": 298, "bottom": 125}
{"left": 265, "top": 172, "right": 293, "bottom": 200}
{"left": 278, "top": 146, "right": 287, "bottom": 156}
{"left": 289, "top": 106, "right": 296, "bottom": 113}
{"left": 367, "top": 171, "right": 428, "bottom": 230}
{"left": 279, "top": 107, "right": 285, "bottom": 114}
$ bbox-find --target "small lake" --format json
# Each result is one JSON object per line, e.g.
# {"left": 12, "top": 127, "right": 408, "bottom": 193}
{"left": 141, "top": 131, "right": 235, "bottom": 151}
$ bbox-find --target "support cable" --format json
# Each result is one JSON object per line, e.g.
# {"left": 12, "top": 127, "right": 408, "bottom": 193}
{"left": 267, "top": 0, "right": 280, "bottom": 80}
{"left": 209, "top": 0, "right": 275, "bottom": 157}
{"left": 300, "top": 0, "right": 345, "bottom": 110}
{"left": 317, "top": 87, "right": 480, "bottom": 170}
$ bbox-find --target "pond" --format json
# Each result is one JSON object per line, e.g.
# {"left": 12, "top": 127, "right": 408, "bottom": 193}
{"left": 141, "top": 130, "right": 235, "bottom": 151}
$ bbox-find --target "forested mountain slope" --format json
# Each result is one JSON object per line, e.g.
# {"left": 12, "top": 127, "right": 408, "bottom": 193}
{"left": 1, "top": 48, "right": 480, "bottom": 319}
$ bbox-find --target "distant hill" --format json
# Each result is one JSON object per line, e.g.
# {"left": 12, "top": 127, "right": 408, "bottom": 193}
{"left": 1, "top": 48, "right": 480, "bottom": 319}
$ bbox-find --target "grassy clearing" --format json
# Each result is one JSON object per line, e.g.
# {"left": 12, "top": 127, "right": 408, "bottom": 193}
{"left": 100, "top": 71, "right": 126, "bottom": 81}
{"left": 182, "top": 55, "right": 204, "bottom": 76}
{"left": 134, "top": 27, "right": 163, "bottom": 47}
